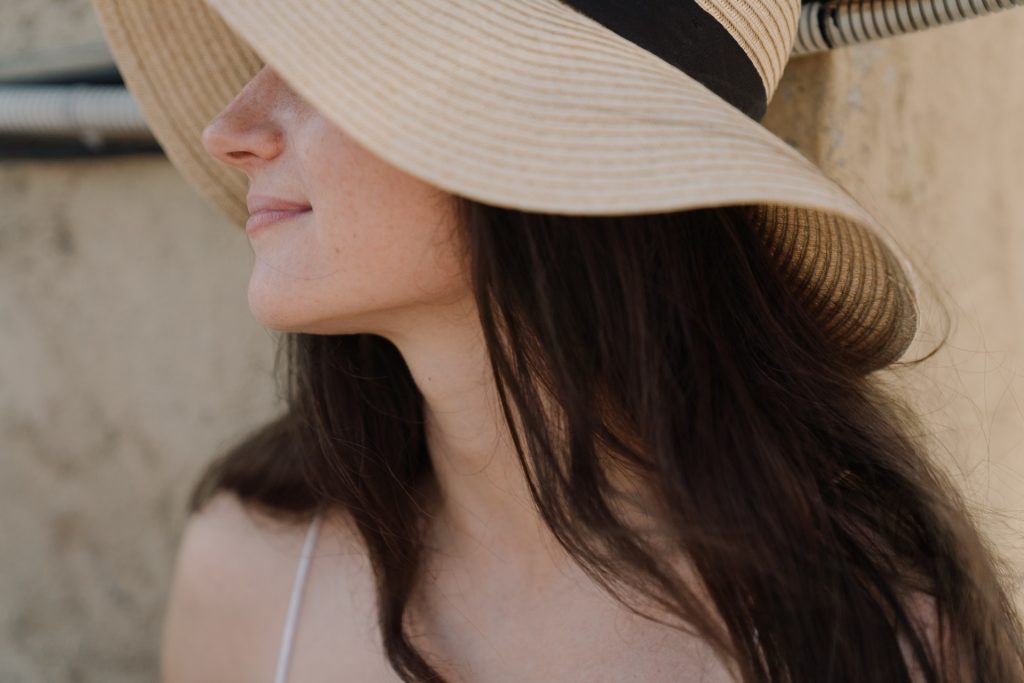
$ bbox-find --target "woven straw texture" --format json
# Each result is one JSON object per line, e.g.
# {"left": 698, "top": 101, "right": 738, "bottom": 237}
{"left": 692, "top": 0, "right": 800, "bottom": 99}
{"left": 90, "top": 0, "right": 920, "bottom": 371}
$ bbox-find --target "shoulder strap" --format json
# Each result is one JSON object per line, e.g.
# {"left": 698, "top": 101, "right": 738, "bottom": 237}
{"left": 273, "top": 511, "right": 324, "bottom": 683}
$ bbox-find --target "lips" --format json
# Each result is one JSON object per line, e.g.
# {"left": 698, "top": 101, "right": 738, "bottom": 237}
{"left": 247, "top": 194, "right": 311, "bottom": 214}
{"left": 245, "top": 194, "right": 312, "bottom": 235}
{"left": 245, "top": 207, "right": 311, "bottom": 234}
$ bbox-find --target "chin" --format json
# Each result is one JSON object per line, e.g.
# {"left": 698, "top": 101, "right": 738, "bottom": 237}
{"left": 246, "top": 290, "right": 365, "bottom": 336}
{"left": 246, "top": 282, "right": 306, "bottom": 332}
{"left": 247, "top": 309, "right": 306, "bottom": 333}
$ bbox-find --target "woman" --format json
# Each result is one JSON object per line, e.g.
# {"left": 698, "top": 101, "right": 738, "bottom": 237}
{"left": 92, "top": 0, "right": 1024, "bottom": 681}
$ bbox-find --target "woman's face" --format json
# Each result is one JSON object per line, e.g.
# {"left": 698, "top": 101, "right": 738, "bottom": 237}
{"left": 200, "top": 65, "right": 468, "bottom": 336}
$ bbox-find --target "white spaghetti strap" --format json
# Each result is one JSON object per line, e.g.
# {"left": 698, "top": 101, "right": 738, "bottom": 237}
{"left": 273, "top": 511, "right": 324, "bottom": 683}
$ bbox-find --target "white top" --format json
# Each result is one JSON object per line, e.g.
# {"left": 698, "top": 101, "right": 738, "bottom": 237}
{"left": 273, "top": 511, "right": 324, "bottom": 683}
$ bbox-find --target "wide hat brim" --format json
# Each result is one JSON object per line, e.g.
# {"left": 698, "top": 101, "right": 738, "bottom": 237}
{"left": 91, "top": 0, "right": 920, "bottom": 371}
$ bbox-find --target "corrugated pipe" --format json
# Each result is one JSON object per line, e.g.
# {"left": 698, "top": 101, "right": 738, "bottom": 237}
{"left": 0, "top": 84, "right": 152, "bottom": 148}
{"left": 795, "top": 0, "right": 1022, "bottom": 55}
{"left": 0, "top": 43, "right": 158, "bottom": 158}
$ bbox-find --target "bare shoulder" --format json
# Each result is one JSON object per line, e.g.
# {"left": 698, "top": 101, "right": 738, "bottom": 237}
{"left": 899, "top": 589, "right": 969, "bottom": 683}
{"left": 160, "top": 491, "right": 393, "bottom": 682}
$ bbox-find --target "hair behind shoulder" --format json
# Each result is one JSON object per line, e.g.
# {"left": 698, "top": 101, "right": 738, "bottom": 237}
{"left": 186, "top": 198, "right": 1024, "bottom": 683}
{"left": 188, "top": 409, "right": 316, "bottom": 524}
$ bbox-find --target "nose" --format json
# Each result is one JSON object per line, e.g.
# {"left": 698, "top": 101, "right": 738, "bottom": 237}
{"left": 200, "top": 69, "right": 284, "bottom": 172}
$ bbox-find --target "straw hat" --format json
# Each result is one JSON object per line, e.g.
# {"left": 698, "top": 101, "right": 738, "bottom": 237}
{"left": 91, "top": 0, "right": 948, "bottom": 371}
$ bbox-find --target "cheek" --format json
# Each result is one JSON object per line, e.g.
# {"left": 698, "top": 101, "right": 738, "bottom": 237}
{"left": 320, "top": 175, "right": 465, "bottom": 287}
{"left": 246, "top": 193, "right": 469, "bottom": 333}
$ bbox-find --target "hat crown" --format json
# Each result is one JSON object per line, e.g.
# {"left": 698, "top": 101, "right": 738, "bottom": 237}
{"left": 693, "top": 0, "right": 801, "bottom": 102}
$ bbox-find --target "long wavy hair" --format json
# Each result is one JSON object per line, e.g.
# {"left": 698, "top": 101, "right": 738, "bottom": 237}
{"left": 189, "top": 198, "right": 1024, "bottom": 682}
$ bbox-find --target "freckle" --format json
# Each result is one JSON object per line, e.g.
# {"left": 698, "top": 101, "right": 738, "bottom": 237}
{"left": 334, "top": 246, "right": 340, "bottom": 254}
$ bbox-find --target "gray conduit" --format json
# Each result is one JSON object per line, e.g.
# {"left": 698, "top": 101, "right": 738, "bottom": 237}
{"left": 0, "top": 84, "right": 152, "bottom": 149}
{"left": 795, "top": 0, "right": 1023, "bottom": 55}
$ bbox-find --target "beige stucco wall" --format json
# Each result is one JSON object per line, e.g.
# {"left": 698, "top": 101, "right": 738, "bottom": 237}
{"left": 1, "top": 3, "right": 283, "bottom": 681}
{"left": 764, "top": 12, "right": 1024, "bottom": 595}
{"left": 1, "top": 1, "right": 1022, "bottom": 680}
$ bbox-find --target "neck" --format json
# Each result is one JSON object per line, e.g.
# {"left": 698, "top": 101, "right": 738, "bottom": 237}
{"left": 381, "top": 295, "right": 570, "bottom": 578}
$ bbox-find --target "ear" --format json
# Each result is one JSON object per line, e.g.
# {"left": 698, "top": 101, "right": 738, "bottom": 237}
{"left": 793, "top": 0, "right": 1022, "bottom": 56}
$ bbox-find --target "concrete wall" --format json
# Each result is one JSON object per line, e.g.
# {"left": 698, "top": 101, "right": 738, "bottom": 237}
{"left": 764, "top": 11, "right": 1024, "bottom": 594}
{"left": 1, "top": 1, "right": 1022, "bottom": 680}
{"left": 1, "top": 3, "right": 283, "bottom": 681}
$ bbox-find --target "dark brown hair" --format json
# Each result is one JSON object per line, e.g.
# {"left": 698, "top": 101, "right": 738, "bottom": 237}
{"left": 189, "top": 199, "right": 1024, "bottom": 682}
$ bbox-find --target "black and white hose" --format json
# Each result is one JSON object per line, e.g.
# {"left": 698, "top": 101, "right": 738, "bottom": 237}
{"left": 795, "top": 0, "right": 1023, "bottom": 55}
